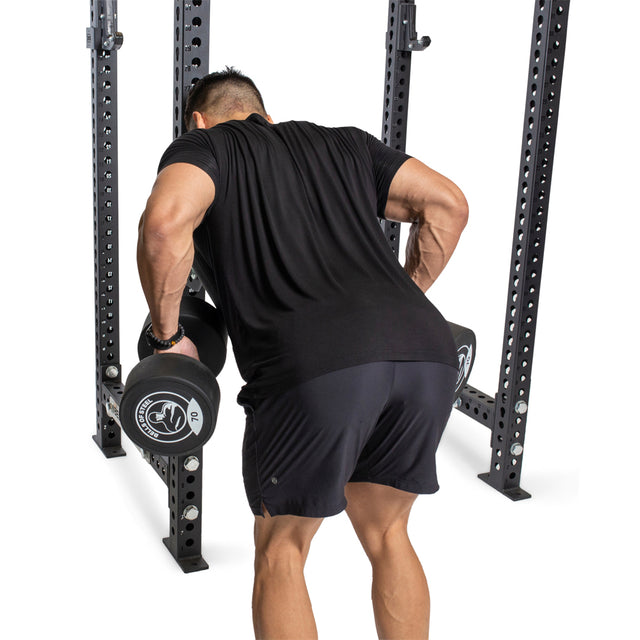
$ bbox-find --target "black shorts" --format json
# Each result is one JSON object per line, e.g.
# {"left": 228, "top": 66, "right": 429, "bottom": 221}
{"left": 241, "top": 360, "right": 458, "bottom": 518}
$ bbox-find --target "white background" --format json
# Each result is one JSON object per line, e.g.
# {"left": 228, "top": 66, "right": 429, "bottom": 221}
{"left": 1, "top": 0, "right": 638, "bottom": 638}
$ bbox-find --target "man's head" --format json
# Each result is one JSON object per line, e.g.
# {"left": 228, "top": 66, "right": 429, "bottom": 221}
{"left": 184, "top": 67, "right": 271, "bottom": 130}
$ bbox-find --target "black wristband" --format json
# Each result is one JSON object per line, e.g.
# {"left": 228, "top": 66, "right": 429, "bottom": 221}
{"left": 145, "top": 323, "right": 185, "bottom": 350}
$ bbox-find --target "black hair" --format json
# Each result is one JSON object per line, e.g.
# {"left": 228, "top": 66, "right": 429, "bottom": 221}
{"left": 184, "top": 66, "right": 267, "bottom": 130}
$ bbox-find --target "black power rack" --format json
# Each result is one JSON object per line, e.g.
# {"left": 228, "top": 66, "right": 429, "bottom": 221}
{"left": 88, "top": 0, "right": 570, "bottom": 572}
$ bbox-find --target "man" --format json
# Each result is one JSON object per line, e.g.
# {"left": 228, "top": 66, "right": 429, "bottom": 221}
{"left": 138, "top": 67, "right": 468, "bottom": 639}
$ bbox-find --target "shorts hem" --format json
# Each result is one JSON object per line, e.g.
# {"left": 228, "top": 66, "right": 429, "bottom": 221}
{"left": 250, "top": 497, "right": 348, "bottom": 519}
{"left": 348, "top": 476, "right": 440, "bottom": 495}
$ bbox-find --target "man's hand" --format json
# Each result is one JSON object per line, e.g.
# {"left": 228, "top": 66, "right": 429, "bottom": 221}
{"left": 154, "top": 335, "right": 200, "bottom": 360}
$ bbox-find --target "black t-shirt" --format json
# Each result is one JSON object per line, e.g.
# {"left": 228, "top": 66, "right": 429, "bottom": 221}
{"left": 158, "top": 114, "right": 458, "bottom": 406}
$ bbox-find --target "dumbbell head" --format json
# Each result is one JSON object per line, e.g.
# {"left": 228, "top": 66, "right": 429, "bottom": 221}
{"left": 447, "top": 321, "right": 477, "bottom": 399}
{"left": 120, "top": 353, "right": 220, "bottom": 455}
{"left": 138, "top": 295, "right": 227, "bottom": 376}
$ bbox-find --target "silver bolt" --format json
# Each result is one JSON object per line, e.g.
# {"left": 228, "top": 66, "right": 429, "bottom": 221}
{"left": 105, "top": 397, "right": 119, "bottom": 422}
{"left": 453, "top": 397, "right": 462, "bottom": 409}
{"left": 183, "top": 505, "right": 199, "bottom": 521}
{"left": 184, "top": 456, "right": 200, "bottom": 472}
{"left": 515, "top": 400, "right": 528, "bottom": 415}
{"left": 105, "top": 365, "right": 119, "bottom": 379}
{"left": 511, "top": 443, "right": 524, "bottom": 456}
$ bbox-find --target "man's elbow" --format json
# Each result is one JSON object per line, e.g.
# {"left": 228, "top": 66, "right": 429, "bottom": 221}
{"left": 137, "top": 210, "right": 190, "bottom": 273}
{"left": 139, "top": 204, "right": 182, "bottom": 245}
{"left": 139, "top": 215, "right": 166, "bottom": 250}
{"left": 449, "top": 187, "right": 469, "bottom": 232}
{"left": 428, "top": 185, "right": 468, "bottom": 235}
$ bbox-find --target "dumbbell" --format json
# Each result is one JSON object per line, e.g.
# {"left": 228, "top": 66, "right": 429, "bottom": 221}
{"left": 447, "top": 321, "right": 476, "bottom": 400}
{"left": 119, "top": 296, "right": 228, "bottom": 456}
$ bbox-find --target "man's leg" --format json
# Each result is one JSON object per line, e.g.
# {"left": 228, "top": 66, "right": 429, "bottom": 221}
{"left": 345, "top": 482, "right": 429, "bottom": 640}
{"left": 344, "top": 361, "right": 457, "bottom": 639}
{"left": 252, "top": 503, "right": 324, "bottom": 640}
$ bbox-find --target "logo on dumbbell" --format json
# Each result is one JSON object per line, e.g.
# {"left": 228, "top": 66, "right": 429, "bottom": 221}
{"left": 456, "top": 343, "right": 473, "bottom": 394}
{"left": 135, "top": 392, "right": 204, "bottom": 444}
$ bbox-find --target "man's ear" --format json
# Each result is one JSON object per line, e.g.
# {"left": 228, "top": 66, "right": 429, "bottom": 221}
{"left": 192, "top": 111, "right": 208, "bottom": 129}
{"left": 266, "top": 114, "right": 274, "bottom": 124}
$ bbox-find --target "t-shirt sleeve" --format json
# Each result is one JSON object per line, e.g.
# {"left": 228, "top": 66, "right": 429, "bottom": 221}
{"left": 365, "top": 133, "right": 412, "bottom": 219}
{"left": 157, "top": 129, "right": 220, "bottom": 189}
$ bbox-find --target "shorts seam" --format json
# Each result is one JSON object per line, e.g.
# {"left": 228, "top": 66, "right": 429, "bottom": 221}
{"left": 249, "top": 408, "right": 265, "bottom": 516}
{"left": 366, "top": 362, "right": 396, "bottom": 479}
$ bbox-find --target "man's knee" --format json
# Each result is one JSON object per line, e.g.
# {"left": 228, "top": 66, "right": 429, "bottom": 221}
{"left": 345, "top": 482, "right": 418, "bottom": 558}
{"left": 254, "top": 503, "right": 324, "bottom": 567}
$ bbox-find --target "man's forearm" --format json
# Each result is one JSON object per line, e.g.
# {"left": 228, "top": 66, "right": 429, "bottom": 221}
{"left": 403, "top": 212, "right": 465, "bottom": 293}
{"left": 137, "top": 215, "right": 194, "bottom": 339}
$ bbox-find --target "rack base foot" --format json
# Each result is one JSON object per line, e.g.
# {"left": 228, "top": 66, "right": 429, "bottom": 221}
{"left": 93, "top": 435, "right": 126, "bottom": 458}
{"left": 163, "top": 538, "right": 209, "bottom": 573}
{"left": 478, "top": 473, "right": 532, "bottom": 501}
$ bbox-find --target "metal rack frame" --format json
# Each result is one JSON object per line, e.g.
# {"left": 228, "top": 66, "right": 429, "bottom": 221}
{"left": 380, "top": 0, "right": 569, "bottom": 500}
{"left": 89, "top": 0, "right": 570, "bottom": 573}
{"left": 455, "top": 0, "right": 570, "bottom": 499}
{"left": 88, "top": 0, "right": 125, "bottom": 460}
{"left": 89, "top": 0, "right": 212, "bottom": 572}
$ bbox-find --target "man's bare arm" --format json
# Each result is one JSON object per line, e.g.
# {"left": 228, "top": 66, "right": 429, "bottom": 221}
{"left": 384, "top": 158, "right": 469, "bottom": 293}
{"left": 137, "top": 163, "right": 215, "bottom": 340}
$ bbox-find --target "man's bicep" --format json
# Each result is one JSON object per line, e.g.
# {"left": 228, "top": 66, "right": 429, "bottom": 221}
{"left": 145, "top": 163, "right": 216, "bottom": 231}
{"left": 384, "top": 158, "right": 463, "bottom": 224}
